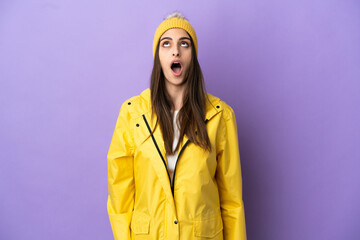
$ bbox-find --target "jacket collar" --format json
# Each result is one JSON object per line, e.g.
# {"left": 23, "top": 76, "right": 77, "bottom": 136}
{"left": 138, "top": 88, "right": 223, "bottom": 152}
{"left": 139, "top": 88, "right": 222, "bottom": 123}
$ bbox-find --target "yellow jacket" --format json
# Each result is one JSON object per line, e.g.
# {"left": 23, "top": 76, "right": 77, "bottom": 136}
{"left": 107, "top": 88, "right": 246, "bottom": 240}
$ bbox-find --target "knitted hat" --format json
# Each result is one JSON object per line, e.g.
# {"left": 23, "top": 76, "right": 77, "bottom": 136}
{"left": 153, "top": 17, "right": 198, "bottom": 58}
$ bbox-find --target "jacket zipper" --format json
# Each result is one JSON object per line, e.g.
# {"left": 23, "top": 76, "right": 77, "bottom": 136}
{"left": 142, "top": 114, "right": 191, "bottom": 196}
{"left": 142, "top": 115, "right": 210, "bottom": 197}
{"left": 171, "top": 139, "right": 189, "bottom": 195}
{"left": 142, "top": 115, "right": 172, "bottom": 184}
{"left": 172, "top": 119, "right": 209, "bottom": 195}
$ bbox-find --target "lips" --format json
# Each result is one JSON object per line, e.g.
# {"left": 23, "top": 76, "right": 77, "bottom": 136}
{"left": 170, "top": 59, "right": 183, "bottom": 76}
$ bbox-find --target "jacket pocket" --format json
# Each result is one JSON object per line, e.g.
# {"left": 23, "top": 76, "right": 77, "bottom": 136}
{"left": 130, "top": 211, "right": 150, "bottom": 234}
{"left": 193, "top": 214, "right": 223, "bottom": 238}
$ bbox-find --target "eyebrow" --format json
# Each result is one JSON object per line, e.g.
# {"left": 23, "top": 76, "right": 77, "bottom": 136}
{"left": 160, "top": 37, "right": 191, "bottom": 42}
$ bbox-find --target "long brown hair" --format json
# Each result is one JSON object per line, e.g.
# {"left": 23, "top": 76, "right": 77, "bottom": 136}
{"left": 150, "top": 34, "right": 211, "bottom": 155}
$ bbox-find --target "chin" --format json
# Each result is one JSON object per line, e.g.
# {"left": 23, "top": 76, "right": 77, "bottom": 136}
{"left": 165, "top": 78, "right": 185, "bottom": 87}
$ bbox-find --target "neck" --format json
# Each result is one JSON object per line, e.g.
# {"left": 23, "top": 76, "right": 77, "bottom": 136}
{"left": 165, "top": 82, "right": 186, "bottom": 111}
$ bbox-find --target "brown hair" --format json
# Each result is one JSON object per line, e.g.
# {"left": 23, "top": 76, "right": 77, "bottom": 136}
{"left": 150, "top": 34, "right": 211, "bottom": 155}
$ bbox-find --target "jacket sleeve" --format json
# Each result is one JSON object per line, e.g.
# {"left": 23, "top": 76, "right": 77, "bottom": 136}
{"left": 107, "top": 101, "right": 135, "bottom": 240}
{"left": 216, "top": 104, "right": 247, "bottom": 240}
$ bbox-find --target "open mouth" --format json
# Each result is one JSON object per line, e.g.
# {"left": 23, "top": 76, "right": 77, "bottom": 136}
{"left": 171, "top": 61, "right": 183, "bottom": 76}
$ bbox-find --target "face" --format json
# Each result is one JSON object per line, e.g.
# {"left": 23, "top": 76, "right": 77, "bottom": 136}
{"left": 158, "top": 28, "right": 192, "bottom": 89}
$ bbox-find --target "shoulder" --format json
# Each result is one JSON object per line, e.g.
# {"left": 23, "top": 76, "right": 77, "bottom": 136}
{"left": 119, "top": 88, "right": 151, "bottom": 119}
{"left": 206, "top": 92, "right": 236, "bottom": 122}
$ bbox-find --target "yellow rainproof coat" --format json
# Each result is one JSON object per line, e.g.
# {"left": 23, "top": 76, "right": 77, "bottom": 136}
{"left": 107, "top": 88, "right": 246, "bottom": 240}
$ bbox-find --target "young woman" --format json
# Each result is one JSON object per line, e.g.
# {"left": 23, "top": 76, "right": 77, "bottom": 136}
{"left": 107, "top": 12, "right": 247, "bottom": 240}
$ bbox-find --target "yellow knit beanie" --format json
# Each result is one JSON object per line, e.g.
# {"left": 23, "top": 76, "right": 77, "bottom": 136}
{"left": 153, "top": 16, "right": 198, "bottom": 58}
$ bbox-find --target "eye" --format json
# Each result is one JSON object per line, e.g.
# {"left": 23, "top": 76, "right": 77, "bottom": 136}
{"left": 162, "top": 41, "right": 170, "bottom": 47}
{"left": 181, "top": 42, "right": 189, "bottom": 47}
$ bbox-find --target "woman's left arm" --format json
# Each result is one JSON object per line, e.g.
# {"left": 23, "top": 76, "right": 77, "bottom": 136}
{"left": 216, "top": 103, "right": 247, "bottom": 240}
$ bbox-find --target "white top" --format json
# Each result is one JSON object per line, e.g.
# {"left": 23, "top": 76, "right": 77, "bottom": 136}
{"left": 166, "top": 110, "right": 180, "bottom": 185}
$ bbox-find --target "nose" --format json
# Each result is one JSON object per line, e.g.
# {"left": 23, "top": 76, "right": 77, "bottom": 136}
{"left": 172, "top": 46, "right": 180, "bottom": 57}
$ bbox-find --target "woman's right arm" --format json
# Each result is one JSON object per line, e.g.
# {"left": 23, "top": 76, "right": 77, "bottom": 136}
{"left": 107, "top": 101, "right": 135, "bottom": 240}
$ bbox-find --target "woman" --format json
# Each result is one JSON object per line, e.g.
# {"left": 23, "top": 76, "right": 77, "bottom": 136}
{"left": 107, "top": 12, "right": 247, "bottom": 240}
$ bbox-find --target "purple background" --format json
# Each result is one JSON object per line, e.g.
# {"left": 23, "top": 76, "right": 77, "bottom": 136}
{"left": 1, "top": 0, "right": 359, "bottom": 239}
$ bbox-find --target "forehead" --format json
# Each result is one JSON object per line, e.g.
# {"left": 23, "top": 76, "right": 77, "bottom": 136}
{"left": 161, "top": 28, "right": 190, "bottom": 39}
